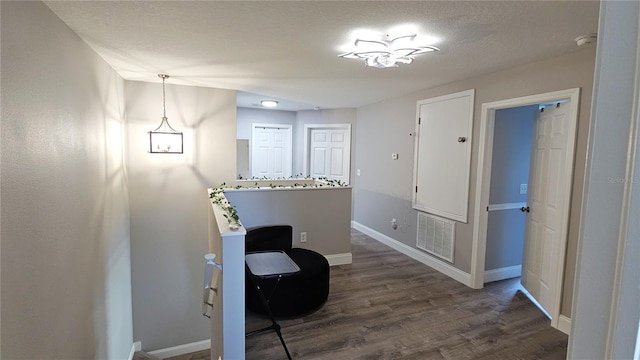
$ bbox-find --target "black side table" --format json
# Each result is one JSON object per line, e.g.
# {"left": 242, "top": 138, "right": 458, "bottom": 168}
{"left": 245, "top": 251, "right": 301, "bottom": 360}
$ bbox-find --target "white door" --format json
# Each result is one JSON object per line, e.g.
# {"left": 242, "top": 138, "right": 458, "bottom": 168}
{"left": 413, "top": 90, "right": 474, "bottom": 223}
{"left": 251, "top": 124, "right": 292, "bottom": 178}
{"left": 308, "top": 127, "right": 350, "bottom": 184}
{"left": 521, "top": 102, "right": 570, "bottom": 318}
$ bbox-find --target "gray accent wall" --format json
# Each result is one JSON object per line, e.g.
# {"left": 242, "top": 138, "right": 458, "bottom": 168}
{"left": 485, "top": 106, "right": 536, "bottom": 271}
{"left": 126, "top": 81, "right": 237, "bottom": 351}
{"left": 1, "top": 2, "right": 133, "bottom": 359}
{"left": 225, "top": 187, "right": 352, "bottom": 255}
{"left": 353, "top": 47, "right": 596, "bottom": 317}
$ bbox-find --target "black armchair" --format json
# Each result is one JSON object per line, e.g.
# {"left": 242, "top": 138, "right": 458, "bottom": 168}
{"left": 245, "top": 225, "right": 330, "bottom": 317}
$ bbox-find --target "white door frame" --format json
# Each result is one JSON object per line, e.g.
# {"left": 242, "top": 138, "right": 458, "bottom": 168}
{"left": 251, "top": 123, "right": 293, "bottom": 178}
{"left": 303, "top": 123, "right": 352, "bottom": 183}
{"left": 470, "top": 88, "right": 580, "bottom": 329}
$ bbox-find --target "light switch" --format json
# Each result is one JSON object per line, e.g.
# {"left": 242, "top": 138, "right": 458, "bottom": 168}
{"left": 520, "top": 184, "right": 528, "bottom": 194}
{"left": 357, "top": 169, "right": 361, "bottom": 176}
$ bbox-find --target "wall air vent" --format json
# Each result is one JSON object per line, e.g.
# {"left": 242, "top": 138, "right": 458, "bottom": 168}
{"left": 417, "top": 212, "right": 455, "bottom": 263}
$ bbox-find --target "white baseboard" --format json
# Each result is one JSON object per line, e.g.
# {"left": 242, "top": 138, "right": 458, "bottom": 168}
{"left": 484, "top": 265, "right": 522, "bottom": 283}
{"left": 128, "top": 342, "right": 140, "bottom": 360}
{"left": 324, "top": 252, "right": 352, "bottom": 266}
{"left": 148, "top": 339, "right": 210, "bottom": 359}
{"left": 351, "top": 221, "right": 472, "bottom": 287}
{"left": 558, "top": 315, "right": 571, "bottom": 335}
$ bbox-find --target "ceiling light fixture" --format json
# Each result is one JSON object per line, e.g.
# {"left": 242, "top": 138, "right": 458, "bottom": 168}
{"left": 149, "top": 74, "right": 183, "bottom": 154}
{"left": 339, "top": 34, "right": 439, "bottom": 69}
{"left": 261, "top": 100, "right": 278, "bottom": 108}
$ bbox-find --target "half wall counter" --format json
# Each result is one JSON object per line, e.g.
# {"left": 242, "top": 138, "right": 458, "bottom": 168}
{"left": 206, "top": 179, "right": 352, "bottom": 359}
{"left": 223, "top": 179, "right": 352, "bottom": 265}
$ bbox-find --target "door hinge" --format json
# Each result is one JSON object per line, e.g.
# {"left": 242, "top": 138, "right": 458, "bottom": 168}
{"left": 486, "top": 206, "right": 489, "bottom": 212}
{"left": 415, "top": 186, "right": 418, "bottom": 193}
{"left": 418, "top": 117, "right": 421, "bottom": 125}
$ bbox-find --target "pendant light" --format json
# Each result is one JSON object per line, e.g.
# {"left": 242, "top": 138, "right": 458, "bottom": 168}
{"left": 149, "top": 74, "right": 183, "bottom": 153}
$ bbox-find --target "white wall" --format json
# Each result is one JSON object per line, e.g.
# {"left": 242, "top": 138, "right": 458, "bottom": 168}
{"left": 569, "top": 1, "right": 640, "bottom": 358}
{"left": 353, "top": 47, "right": 596, "bottom": 317}
{"left": 126, "top": 80, "right": 237, "bottom": 351}
{"left": 1, "top": 2, "right": 132, "bottom": 359}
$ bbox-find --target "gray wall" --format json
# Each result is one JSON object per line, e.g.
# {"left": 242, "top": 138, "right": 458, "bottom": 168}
{"left": 489, "top": 106, "right": 536, "bottom": 205}
{"left": 126, "top": 81, "right": 236, "bottom": 351}
{"left": 236, "top": 107, "right": 296, "bottom": 140}
{"left": 1, "top": 2, "right": 133, "bottom": 359}
{"left": 485, "top": 106, "right": 536, "bottom": 271}
{"left": 225, "top": 187, "right": 352, "bottom": 255}
{"left": 353, "top": 47, "right": 596, "bottom": 317}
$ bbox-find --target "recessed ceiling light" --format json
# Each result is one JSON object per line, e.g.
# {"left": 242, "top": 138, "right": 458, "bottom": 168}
{"left": 261, "top": 100, "right": 278, "bottom": 108}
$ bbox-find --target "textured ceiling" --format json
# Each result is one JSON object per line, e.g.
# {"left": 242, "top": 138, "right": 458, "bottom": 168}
{"left": 45, "top": 1, "right": 599, "bottom": 111}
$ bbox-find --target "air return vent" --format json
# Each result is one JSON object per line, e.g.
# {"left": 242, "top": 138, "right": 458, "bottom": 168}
{"left": 417, "top": 212, "right": 455, "bottom": 263}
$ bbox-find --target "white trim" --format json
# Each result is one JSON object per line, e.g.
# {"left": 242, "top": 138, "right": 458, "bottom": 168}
{"left": 303, "top": 123, "right": 352, "bottom": 184}
{"left": 351, "top": 221, "right": 472, "bottom": 287}
{"left": 324, "top": 252, "right": 352, "bottom": 266}
{"left": 558, "top": 315, "right": 572, "bottom": 335}
{"left": 128, "top": 342, "right": 140, "bottom": 360}
{"left": 412, "top": 89, "right": 475, "bottom": 223}
{"left": 484, "top": 265, "right": 522, "bottom": 283}
{"left": 148, "top": 339, "right": 211, "bottom": 359}
{"left": 470, "top": 88, "right": 581, "bottom": 331}
{"left": 487, "top": 202, "right": 527, "bottom": 212}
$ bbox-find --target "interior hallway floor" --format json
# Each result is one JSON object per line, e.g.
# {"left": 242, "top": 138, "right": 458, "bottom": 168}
{"left": 165, "top": 229, "right": 568, "bottom": 360}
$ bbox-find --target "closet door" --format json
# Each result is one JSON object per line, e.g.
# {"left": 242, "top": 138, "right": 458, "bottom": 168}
{"left": 413, "top": 89, "right": 474, "bottom": 223}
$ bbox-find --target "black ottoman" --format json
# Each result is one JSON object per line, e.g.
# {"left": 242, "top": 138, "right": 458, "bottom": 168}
{"left": 246, "top": 250, "right": 329, "bottom": 318}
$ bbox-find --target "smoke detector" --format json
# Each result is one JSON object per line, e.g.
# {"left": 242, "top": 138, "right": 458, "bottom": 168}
{"left": 575, "top": 33, "right": 597, "bottom": 47}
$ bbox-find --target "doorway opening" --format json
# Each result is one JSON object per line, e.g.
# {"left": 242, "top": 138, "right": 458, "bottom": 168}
{"left": 250, "top": 123, "right": 293, "bottom": 179}
{"left": 470, "top": 88, "right": 580, "bottom": 332}
{"left": 303, "top": 124, "right": 351, "bottom": 184}
{"left": 483, "top": 104, "right": 537, "bottom": 283}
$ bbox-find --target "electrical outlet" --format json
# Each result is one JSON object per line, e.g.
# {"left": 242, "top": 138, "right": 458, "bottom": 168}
{"left": 520, "top": 184, "right": 528, "bottom": 195}
{"left": 300, "top": 232, "right": 307, "bottom": 243}
{"left": 357, "top": 169, "right": 361, "bottom": 176}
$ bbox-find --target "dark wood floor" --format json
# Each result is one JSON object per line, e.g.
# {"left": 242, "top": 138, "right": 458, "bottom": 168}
{"left": 169, "top": 229, "right": 568, "bottom": 360}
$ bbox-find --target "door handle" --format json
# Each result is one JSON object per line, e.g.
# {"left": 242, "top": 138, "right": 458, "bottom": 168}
{"left": 457, "top": 137, "right": 467, "bottom": 143}
{"left": 520, "top": 206, "right": 530, "bottom": 213}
